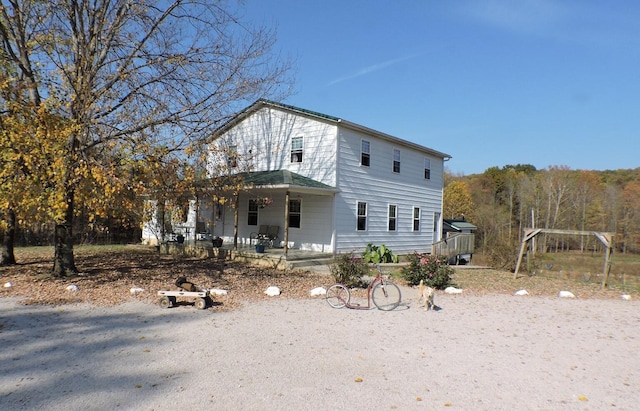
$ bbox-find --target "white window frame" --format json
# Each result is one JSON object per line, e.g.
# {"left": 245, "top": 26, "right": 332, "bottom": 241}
{"left": 226, "top": 145, "right": 238, "bottom": 168}
{"left": 412, "top": 207, "right": 421, "bottom": 232}
{"left": 288, "top": 199, "right": 301, "bottom": 228}
{"left": 291, "top": 136, "right": 303, "bottom": 163}
{"left": 393, "top": 148, "right": 401, "bottom": 173}
{"left": 361, "top": 139, "right": 371, "bottom": 167}
{"left": 357, "top": 201, "right": 367, "bottom": 231}
{"left": 424, "top": 158, "right": 431, "bottom": 180}
{"left": 388, "top": 204, "right": 397, "bottom": 231}
{"left": 248, "top": 199, "right": 259, "bottom": 226}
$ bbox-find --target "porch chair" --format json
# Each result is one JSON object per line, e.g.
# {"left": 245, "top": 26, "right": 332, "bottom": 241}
{"left": 250, "top": 225, "right": 268, "bottom": 245}
{"left": 265, "top": 225, "right": 279, "bottom": 247}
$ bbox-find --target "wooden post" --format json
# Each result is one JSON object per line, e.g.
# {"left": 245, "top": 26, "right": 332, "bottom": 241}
{"left": 514, "top": 229, "right": 541, "bottom": 279}
{"left": 233, "top": 193, "right": 239, "bottom": 250}
{"left": 284, "top": 191, "right": 290, "bottom": 255}
{"left": 598, "top": 233, "right": 613, "bottom": 289}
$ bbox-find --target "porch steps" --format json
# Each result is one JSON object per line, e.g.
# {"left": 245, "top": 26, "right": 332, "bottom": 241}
{"left": 287, "top": 257, "right": 334, "bottom": 270}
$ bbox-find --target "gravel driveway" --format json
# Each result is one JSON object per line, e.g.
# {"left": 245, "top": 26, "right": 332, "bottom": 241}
{"left": 1, "top": 291, "right": 639, "bottom": 410}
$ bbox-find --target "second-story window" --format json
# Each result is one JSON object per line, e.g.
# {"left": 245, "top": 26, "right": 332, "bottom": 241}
{"left": 424, "top": 158, "right": 431, "bottom": 180}
{"left": 361, "top": 140, "right": 370, "bottom": 167}
{"left": 388, "top": 204, "right": 397, "bottom": 231}
{"left": 291, "top": 136, "right": 303, "bottom": 163}
{"left": 357, "top": 201, "right": 367, "bottom": 231}
{"left": 227, "top": 145, "right": 238, "bottom": 168}
{"left": 393, "top": 149, "right": 401, "bottom": 173}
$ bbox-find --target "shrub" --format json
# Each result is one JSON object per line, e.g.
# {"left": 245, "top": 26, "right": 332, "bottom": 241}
{"left": 402, "top": 252, "right": 455, "bottom": 289}
{"left": 329, "top": 251, "right": 369, "bottom": 288}
{"left": 484, "top": 238, "right": 519, "bottom": 271}
{"left": 362, "top": 243, "right": 399, "bottom": 264}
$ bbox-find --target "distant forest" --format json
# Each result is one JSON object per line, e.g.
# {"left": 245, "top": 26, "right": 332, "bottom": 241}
{"left": 443, "top": 165, "right": 640, "bottom": 256}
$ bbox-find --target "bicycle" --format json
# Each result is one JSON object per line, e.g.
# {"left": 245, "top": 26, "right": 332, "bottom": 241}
{"left": 325, "top": 264, "right": 402, "bottom": 311}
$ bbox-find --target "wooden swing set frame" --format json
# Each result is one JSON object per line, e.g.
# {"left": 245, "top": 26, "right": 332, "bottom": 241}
{"left": 513, "top": 228, "right": 614, "bottom": 289}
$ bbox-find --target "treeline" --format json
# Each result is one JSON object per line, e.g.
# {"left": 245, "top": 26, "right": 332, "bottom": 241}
{"left": 443, "top": 165, "right": 640, "bottom": 257}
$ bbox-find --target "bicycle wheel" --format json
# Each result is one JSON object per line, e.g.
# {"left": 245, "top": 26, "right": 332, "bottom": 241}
{"left": 326, "top": 284, "right": 350, "bottom": 308}
{"left": 372, "top": 281, "right": 401, "bottom": 311}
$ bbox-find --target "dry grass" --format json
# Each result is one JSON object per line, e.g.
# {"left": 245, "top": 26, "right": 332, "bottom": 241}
{"left": 452, "top": 267, "right": 637, "bottom": 299}
{"left": 1, "top": 246, "right": 637, "bottom": 310}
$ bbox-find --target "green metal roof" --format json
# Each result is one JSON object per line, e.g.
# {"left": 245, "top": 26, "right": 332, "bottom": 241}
{"left": 211, "top": 99, "right": 452, "bottom": 160}
{"left": 238, "top": 170, "right": 338, "bottom": 193}
{"left": 444, "top": 220, "right": 478, "bottom": 231}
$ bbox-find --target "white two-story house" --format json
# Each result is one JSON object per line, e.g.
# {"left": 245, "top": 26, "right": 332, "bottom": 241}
{"left": 144, "top": 99, "right": 451, "bottom": 256}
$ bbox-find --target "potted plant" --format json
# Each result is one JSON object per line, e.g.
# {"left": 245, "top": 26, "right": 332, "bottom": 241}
{"left": 212, "top": 236, "right": 223, "bottom": 248}
{"left": 176, "top": 234, "right": 185, "bottom": 244}
{"left": 255, "top": 196, "right": 273, "bottom": 209}
{"left": 255, "top": 239, "right": 266, "bottom": 253}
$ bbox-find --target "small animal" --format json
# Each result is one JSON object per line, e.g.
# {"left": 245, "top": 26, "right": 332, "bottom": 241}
{"left": 418, "top": 279, "right": 435, "bottom": 311}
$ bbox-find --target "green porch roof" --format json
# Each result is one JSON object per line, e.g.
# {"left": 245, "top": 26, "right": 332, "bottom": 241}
{"left": 443, "top": 219, "right": 478, "bottom": 231}
{"left": 238, "top": 170, "right": 338, "bottom": 193}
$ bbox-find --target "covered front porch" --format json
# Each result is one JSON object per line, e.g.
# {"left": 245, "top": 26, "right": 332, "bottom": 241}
{"left": 194, "top": 170, "right": 340, "bottom": 255}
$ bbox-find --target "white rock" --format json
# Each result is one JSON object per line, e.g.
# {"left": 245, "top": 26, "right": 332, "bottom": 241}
{"left": 129, "top": 287, "right": 144, "bottom": 294}
{"left": 444, "top": 286, "right": 463, "bottom": 294}
{"left": 621, "top": 294, "right": 632, "bottom": 300}
{"left": 309, "top": 286, "right": 326, "bottom": 297}
{"left": 514, "top": 289, "right": 529, "bottom": 296}
{"left": 3, "top": 282, "right": 12, "bottom": 288}
{"left": 66, "top": 284, "right": 79, "bottom": 292}
{"left": 210, "top": 288, "right": 228, "bottom": 296}
{"left": 558, "top": 290, "right": 576, "bottom": 298}
{"left": 264, "top": 286, "right": 281, "bottom": 296}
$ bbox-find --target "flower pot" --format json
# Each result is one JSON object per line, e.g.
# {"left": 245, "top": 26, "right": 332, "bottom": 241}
{"left": 255, "top": 244, "right": 265, "bottom": 253}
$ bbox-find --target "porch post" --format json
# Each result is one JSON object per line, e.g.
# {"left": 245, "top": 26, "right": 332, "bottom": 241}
{"left": 284, "top": 191, "right": 290, "bottom": 255}
{"left": 233, "top": 193, "right": 239, "bottom": 250}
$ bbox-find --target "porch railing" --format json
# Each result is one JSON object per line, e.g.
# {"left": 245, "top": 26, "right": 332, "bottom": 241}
{"left": 431, "top": 233, "right": 475, "bottom": 258}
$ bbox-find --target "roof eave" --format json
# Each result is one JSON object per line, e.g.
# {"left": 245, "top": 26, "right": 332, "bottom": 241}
{"left": 337, "top": 119, "right": 452, "bottom": 160}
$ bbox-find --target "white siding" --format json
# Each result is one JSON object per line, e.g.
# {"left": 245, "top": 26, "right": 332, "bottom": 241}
{"left": 198, "top": 102, "right": 448, "bottom": 255}
{"left": 334, "top": 127, "right": 444, "bottom": 254}
{"left": 209, "top": 107, "right": 338, "bottom": 185}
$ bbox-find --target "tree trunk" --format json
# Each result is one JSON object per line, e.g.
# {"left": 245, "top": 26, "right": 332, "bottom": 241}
{"left": 1, "top": 208, "right": 17, "bottom": 266}
{"left": 53, "top": 189, "right": 77, "bottom": 276}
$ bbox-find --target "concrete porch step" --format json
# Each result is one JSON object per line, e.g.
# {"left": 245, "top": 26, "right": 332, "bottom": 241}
{"left": 287, "top": 258, "right": 334, "bottom": 269}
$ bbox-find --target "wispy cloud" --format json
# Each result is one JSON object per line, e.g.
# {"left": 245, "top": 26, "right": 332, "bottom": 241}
{"left": 327, "top": 52, "right": 423, "bottom": 86}
{"left": 460, "top": 0, "right": 565, "bottom": 36}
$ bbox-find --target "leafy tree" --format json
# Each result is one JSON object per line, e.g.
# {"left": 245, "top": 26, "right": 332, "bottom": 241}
{"left": 443, "top": 179, "right": 474, "bottom": 221}
{"left": 0, "top": 0, "right": 291, "bottom": 275}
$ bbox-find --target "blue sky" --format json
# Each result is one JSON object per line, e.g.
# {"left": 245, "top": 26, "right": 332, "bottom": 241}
{"left": 244, "top": 0, "right": 639, "bottom": 175}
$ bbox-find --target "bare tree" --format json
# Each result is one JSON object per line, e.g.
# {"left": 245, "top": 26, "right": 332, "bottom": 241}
{"left": 0, "top": 0, "right": 292, "bottom": 275}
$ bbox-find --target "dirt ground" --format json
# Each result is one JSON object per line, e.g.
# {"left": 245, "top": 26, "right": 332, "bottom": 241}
{"left": 1, "top": 246, "right": 635, "bottom": 310}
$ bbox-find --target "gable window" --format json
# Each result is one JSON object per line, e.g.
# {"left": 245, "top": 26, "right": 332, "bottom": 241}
{"left": 291, "top": 136, "right": 303, "bottom": 163}
{"left": 388, "top": 204, "right": 397, "bottom": 231}
{"left": 393, "top": 149, "right": 401, "bottom": 173}
{"left": 357, "top": 201, "right": 367, "bottom": 231}
{"left": 289, "top": 199, "right": 301, "bottom": 228}
{"left": 361, "top": 140, "right": 370, "bottom": 167}
{"left": 412, "top": 207, "right": 421, "bottom": 231}
{"left": 424, "top": 158, "right": 431, "bottom": 180}
{"left": 248, "top": 200, "right": 258, "bottom": 226}
{"left": 227, "top": 145, "right": 238, "bottom": 168}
